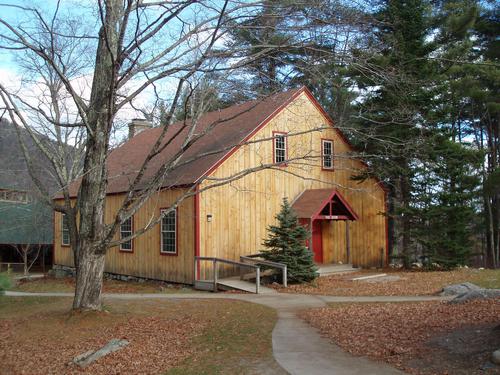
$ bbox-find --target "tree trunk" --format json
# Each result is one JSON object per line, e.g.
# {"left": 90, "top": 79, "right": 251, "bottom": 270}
{"left": 394, "top": 172, "right": 412, "bottom": 268}
{"left": 23, "top": 246, "right": 28, "bottom": 276}
{"left": 72, "top": 0, "right": 121, "bottom": 310}
{"left": 73, "top": 247, "right": 106, "bottom": 310}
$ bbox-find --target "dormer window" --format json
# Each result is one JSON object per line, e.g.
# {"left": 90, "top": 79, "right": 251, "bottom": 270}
{"left": 322, "top": 139, "right": 334, "bottom": 170}
{"left": 273, "top": 131, "right": 287, "bottom": 165}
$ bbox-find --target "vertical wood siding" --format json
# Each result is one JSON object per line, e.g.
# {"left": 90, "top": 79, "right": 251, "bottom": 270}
{"left": 198, "top": 92, "right": 386, "bottom": 268}
{"left": 53, "top": 91, "right": 386, "bottom": 284}
{"left": 53, "top": 189, "right": 194, "bottom": 283}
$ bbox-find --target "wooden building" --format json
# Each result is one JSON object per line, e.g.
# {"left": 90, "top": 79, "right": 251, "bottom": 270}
{"left": 1, "top": 120, "right": 56, "bottom": 271}
{"left": 53, "top": 87, "right": 387, "bottom": 284}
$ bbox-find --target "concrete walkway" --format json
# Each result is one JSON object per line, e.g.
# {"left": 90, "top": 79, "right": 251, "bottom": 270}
{"left": 273, "top": 310, "right": 403, "bottom": 375}
{"left": 5, "top": 290, "right": 452, "bottom": 374}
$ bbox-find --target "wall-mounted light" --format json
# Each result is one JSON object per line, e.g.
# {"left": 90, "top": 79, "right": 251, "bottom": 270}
{"left": 207, "top": 214, "right": 213, "bottom": 222}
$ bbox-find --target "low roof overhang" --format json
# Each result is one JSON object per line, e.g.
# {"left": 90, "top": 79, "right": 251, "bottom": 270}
{"left": 291, "top": 189, "right": 359, "bottom": 221}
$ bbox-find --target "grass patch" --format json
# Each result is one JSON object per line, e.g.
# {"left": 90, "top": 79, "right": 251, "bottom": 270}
{"left": 0, "top": 296, "right": 280, "bottom": 374}
{"left": 165, "top": 301, "right": 283, "bottom": 375}
{"left": 464, "top": 268, "right": 500, "bottom": 289}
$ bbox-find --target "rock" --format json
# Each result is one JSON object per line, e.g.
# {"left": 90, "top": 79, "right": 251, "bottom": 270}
{"left": 72, "top": 339, "right": 129, "bottom": 368}
{"left": 389, "top": 262, "right": 403, "bottom": 269}
{"left": 411, "top": 262, "right": 423, "bottom": 269}
{"left": 450, "top": 289, "right": 500, "bottom": 304}
{"left": 480, "top": 362, "right": 497, "bottom": 371}
{"left": 492, "top": 350, "right": 500, "bottom": 365}
{"left": 364, "top": 275, "right": 402, "bottom": 283}
{"left": 441, "top": 282, "right": 481, "bottom": 296}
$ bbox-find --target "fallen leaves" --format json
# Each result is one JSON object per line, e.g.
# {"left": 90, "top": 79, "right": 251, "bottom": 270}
{"left": 277, "top": 269, "right": 500, "bottom": 296}
{"left": 300, "top": 299, "right": 500, "bottom": 374}
{"left": 14, "top": 276, "right": 191, "bottom": 294}
{"left": 0, "top": 304, "right": 206, "bottom": 374}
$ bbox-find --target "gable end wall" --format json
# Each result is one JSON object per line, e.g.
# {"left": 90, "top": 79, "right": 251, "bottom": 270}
{"left": 198, "top": 92, "right": 387, "bottom": 270}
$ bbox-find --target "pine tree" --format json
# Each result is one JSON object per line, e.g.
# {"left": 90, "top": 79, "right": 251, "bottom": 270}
{"left": 261, "top": 198, "right": 318, "bottom": 283}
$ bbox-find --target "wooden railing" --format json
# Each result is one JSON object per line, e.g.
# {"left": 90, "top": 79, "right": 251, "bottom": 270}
{"left": 194, "top": 256, "right": 261, "bottom": 293}
{"left": 0, "top": 262, "right": 24, "bottom": 273}
{"left": 240, "top": 255, "right": 287, "bottom": 288}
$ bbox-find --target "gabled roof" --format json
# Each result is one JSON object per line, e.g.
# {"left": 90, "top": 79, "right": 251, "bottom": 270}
{"left": 64, "top": 87, "right": 309, "bottom": 196}
{"left": 0, "top": 119, "right": 60, "bottom": 194}
{"left": 291, "top": 189, "right": 359, "bottom": 220}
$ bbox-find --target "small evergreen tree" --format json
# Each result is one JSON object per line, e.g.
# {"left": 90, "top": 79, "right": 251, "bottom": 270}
{"left": 261, "top": 198, "right": 318, "bottom": 283}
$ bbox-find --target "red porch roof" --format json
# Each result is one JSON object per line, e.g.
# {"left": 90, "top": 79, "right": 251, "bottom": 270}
{"left": 291, "top": 189, "right": 358, "bottom": 221}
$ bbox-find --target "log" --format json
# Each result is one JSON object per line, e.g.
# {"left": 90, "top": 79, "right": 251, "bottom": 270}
{"left": 72, "top": 339, "right": 129, "bottom": 368}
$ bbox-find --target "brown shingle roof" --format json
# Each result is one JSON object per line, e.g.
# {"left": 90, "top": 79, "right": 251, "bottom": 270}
{"left": 63, "top": 87, "right": 303, "bottom": 197}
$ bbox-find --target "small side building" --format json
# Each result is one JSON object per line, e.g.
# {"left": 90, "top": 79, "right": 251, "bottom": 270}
{"left": 0, "top": 121, "right": 55, "bottom": 272}
{"left": 53, "top": 87, "right": 387, "bottom": 284}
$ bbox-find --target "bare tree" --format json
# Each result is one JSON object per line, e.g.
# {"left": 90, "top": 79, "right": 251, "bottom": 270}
{"left": 0, "top": 0, "right": 359, "bottom": 310}
{"left": 11, "top": 244, "right": 43, "bottom": 276}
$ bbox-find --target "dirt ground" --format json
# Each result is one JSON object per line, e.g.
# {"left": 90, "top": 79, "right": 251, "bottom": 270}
{"left": 406, "top": 323, "right": 500, "bottom": 375}
{"left": 0, "top": 296, "right": 279, "bottom": 375}
{"left": 276, "top": 268, "right": 500, "bottom": 296}
{"left": 300, "top": 299, "right": 500, "bottom": 375}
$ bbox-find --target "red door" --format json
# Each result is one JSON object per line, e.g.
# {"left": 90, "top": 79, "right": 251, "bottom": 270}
{"left": 311, "top": 220, "right": 323, "bottom": 263}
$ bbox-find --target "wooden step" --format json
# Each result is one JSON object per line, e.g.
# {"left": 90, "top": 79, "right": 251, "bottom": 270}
{"left": 317, "top": 264, "right": 360, "bottom": 277}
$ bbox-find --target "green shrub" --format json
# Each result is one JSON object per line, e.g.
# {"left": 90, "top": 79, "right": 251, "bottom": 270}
{"left": 0, "top": 272, "right": 11, "bottom": 295}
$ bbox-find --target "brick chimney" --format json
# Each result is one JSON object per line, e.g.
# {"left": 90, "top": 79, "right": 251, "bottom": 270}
{"left": 128, "top": 118, "right": 152, "bottom": 138}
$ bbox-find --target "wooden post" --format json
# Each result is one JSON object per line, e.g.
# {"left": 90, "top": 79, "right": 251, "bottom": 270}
{"left": 255, "top": 267, "right": 260, "bottom": 294}
{"left": 346, "top": 221, "right": 351, "bottom": 264}
{"left": 213, "top": 259, "right": 218, "bottom": 292}
{"left": 193, "top": 257, "right": 198, "bottom": 282}
{"left": 282, "top": 265, "right": 287, "bottom": 288}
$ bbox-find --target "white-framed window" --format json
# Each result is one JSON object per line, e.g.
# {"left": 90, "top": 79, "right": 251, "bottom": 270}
{"left": 120, "top": 216, "right": 133, "bottom": 252}
{"left": 160, "top": 208, "right": 177, "bottom": 254}
{"left": 273, "top": 132, "right": 287, "bottom": 164}
{"left": 322, "top": 139, "right": 334, "bottom": 170}
{"left": 61, "top": 214, "right": 70, "bottom": 246}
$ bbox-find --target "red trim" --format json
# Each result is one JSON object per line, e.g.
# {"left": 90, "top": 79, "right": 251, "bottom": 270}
{"left": 301, "top": 87, "right": 389, "bottom": 193}
{"left": 194, "top": 86, "right": 388, "bottom": 194}
{"left": 196, "top": 88, "right": 305, "bottom": 182}
{"left": 321, "top": 138, "right": 334, "bottom": 171}
{"left": 194, "top": 185, "right": 200, "bottom": 280}
{"left": 311, "top": 190, "right": 359, "bottom": 221}
{"left": 311, "top": 219, "right": 324, "bottom": 263}
{"left": 60, "top": 213, "right": 70, "bottom": 247}
{"left": 272, "top": 131, "right": 288, "bottom": 167}
{"left": 119, "top": 215, "right": 134, "bottom": 253}
{"left": 159, "top": 206, "right": 179, "bottom": 256}
{"left": 316, "top": 215, "right": 351, "bottom": 220}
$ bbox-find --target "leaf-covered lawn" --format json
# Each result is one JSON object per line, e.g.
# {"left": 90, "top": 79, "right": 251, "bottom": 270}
{"left": 277, "top": 268, "right": 500, "bottom": 296}
{"left": 12, "top": 276, "right": 198, "bottom": 294}
{"left": 300, "top": 299, "right": 500, "bottom": 374}
{"left": 0, "top": 297, "right": 280, "bottom": 375}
